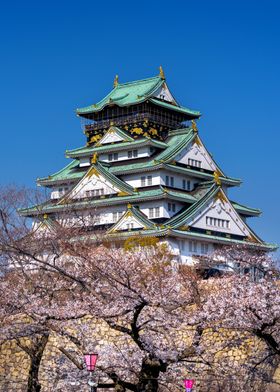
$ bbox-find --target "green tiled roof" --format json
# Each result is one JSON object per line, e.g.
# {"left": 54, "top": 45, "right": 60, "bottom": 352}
{"left": 102, "top": 227, "right": 277, "bottom": 250}
{"left": 20, "top": 186, "right": 197, "bottom": 216}
{"left": 171, "top": 230, "right": 277, "bottom": 250}
{"left": 154, "top": 128, "right": 195, "bottom": 162}
{"left": 232, "top": 201, "right": 261, "bottom": 216}
{"left": 38, "top": 128, "right": 241, "bottom": 187}
{"left": 37, "top": 160, "right": 81, "bottom": 186}
{"left": 66, "top": 137, "right": 167, "bottom": 158}
{"left": 149, "top": 98, "right": 200, "bottom": 117}
{"left": 76, "top": 76, "right": 200, "bottom": 118}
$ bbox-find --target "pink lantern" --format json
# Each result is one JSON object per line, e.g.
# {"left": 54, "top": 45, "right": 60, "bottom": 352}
{"left": 184, "top": 379, "right": 195, "bottom": 391}
{"left": 84, "top": 353, "right": 98, "bottom": 372}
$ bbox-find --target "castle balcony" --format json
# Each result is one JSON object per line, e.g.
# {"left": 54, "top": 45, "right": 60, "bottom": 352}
{"left": 83, "top": 112, "right": 187, "bottom": 132}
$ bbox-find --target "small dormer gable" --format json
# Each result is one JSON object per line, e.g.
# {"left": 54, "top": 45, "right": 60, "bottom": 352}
{"left": 98, "top": 127, "right": 133, "bottom": 145}
{"left": 59, "top": 164, "right": 133, "bottom": 202}
{"left": 152, "top": 82, "right": 177, "bottom": 104}
{"left": 108, "top": 205, "right": 154, "bottom": 233}
{"left": 176, "top": 136, "right": 222, "bottom": 173}
{"left": 187, "top": 191, "right": 259, "bottom": 240}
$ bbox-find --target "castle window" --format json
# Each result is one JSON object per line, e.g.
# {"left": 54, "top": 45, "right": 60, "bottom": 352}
{"left": 187, "top": 180, "right": 191, "bottom": 190}
{"left": 108, "top": 153, "right": 119, "bottom": 161}
{"left": 85, "top": 189, "right": 104, "bottom": 198}
{"left": 182, "top": 179, "right": 186, "bottom": 190}
{"left": 147, "top": 175, "right": 152, "bottom": 186}
{"left": 165, "top": 175, "right": 169, "bottom": 186}
{"left": 201, "top": 243, "right": 209, "bottom": 254}
{"left": 189, "top": 241, "right": 197, "bottom": 253}
{"left": 206, "top": 216, "right": 230, "bottom": 229}
{"left": 126, "top": 223, "right": 134, "bottom": 230}
{"left": 128, "top": 150, "right": 138, "bottom": 158}
{"left": 168, "top": 203, "right": 176, "bottom": 212}
{"left": 170, "top": 176, "right": 174, "bottom": 187}
{"left": 179, "top": 240, "right": 185, "bottom": 251}
{"left": 155, "top": 207, "right": 160, "bottom": 217}
{"left": 141, "top": 176, "right": 146, "bottom": 186}
{"left": 149, "top": 207, "right": 160, "bottom": 218}
{"left": 188, "top": 158, "right": 202, "bottom": 168}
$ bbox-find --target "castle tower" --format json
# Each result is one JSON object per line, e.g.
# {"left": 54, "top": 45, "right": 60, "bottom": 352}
{"left": 21, "top": 69, "right": 276, "bottom": 262}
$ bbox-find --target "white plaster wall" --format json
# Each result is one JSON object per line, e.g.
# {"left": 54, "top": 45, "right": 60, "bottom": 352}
{"left": 153, "top": 84, "right": 176, "bottom": 103}
{"left": 176, "top": 142, "right": 217, "bottom": 172}
{"left": 160, "top": 171, "right": 196, "bottom": 190}
{"left": 79, "top": 157, "right": 90, "bottom": 167}
{"left": 51, "top": 186, "right": 71, "bottom": 199}
{"left": 123, "top": 170, "right": 196, "bottom": 190}
{"left": 166, "top": 238, "right": 214, "bottom": 264}
{"left": 99, "top": 147, "right": 152, "bottom": 163}
{"left": 162, "top": 200, "right": 185, "bottom": 218}
{"left": 123, "top": 172, "right": 161, "bottom": 188}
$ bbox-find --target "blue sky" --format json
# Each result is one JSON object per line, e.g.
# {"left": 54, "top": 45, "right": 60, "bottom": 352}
{"left": 0, "top": 0, "right": 279, "bottom": 251}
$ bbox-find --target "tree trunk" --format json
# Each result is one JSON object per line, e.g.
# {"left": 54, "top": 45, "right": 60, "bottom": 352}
{"left": 115, "top": 384, "right": 126, "bottom": 392}
{"left": 136, "top": 357, "right": 166, "bottom": 392}
{"left": 17, "top": 333, "right": 50, "bottom": 392}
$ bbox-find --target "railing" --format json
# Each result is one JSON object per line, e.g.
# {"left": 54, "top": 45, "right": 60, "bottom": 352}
{"left": 84, "top": 112, "right": 185, "bottom": 131}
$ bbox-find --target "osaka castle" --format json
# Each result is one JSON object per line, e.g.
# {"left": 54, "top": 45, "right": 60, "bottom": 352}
{"left": 21, "top": 68, "right": 276, "bottom": 262}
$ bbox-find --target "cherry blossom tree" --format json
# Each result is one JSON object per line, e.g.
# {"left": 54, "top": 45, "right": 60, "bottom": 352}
{"left": 0, "top": 186, "right": 279, "bottom": 392}
{"left": 198, "top": 245, "right": 280, "bottom": 390}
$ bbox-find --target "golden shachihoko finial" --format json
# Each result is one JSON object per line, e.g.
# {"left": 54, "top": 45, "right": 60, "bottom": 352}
{"left": 91, "top": 153, "right": 98, "bottom": 164}
{"left": 159, "top": 66, "right": 165, "bottom": 80}
{"left": 191, "top": 120, "right": 198, "bottom": 133}
{"left": 113, "top": 74, "right": 119, "bottom": 88}
{"left": 214, "top": 171, "right": 221, "bottom": 186}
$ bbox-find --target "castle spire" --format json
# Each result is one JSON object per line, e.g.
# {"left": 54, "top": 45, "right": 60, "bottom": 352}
{"left": 113, "top": 74, "right": 119, "bottom": 88}
{"left": 159, "top": 66, "right": 165, "bottom": 80}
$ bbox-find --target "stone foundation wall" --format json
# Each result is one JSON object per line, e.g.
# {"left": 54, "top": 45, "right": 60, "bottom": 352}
{"left": 0, "top": 319, "right": 280, "bottom": 392}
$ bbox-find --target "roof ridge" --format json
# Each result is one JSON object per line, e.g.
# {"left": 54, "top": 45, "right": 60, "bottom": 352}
{"left": 166, "top": 184, "right": 218, "bottom": 227}
{"left": 116, "top": 75, "right": 161, "bottom": 87}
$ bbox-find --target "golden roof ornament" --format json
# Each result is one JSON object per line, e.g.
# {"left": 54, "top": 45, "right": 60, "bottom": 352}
{"left": 159, "top": 65, "right": 165, "bottom": 80}
{"left": 191, "top": 120, "right": 198, "bottom": 133}
{"left": 214, "top": 171, "right": 222, "bottom": 186}
{"left": 127, "top": 203, "right": 132, "bottom": 209}
{"left": 43, "top": 213, "right": 48, "bottom": 220}
{"left": 91, "top": 153, "right": 98, "bottom": 164}
{"left": 113, "top": 74, "right": 119, "bottom": 88}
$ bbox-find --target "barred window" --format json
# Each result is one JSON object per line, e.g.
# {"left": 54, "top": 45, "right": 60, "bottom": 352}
{"left": 201, "top": 243, "right": 209, "bottom": 254}
{"left": 141, "top": 176, "right": 146, "bottom": 186}
{"left": 206, "top": 216, "right": 230, "bottom": 229}
{"left": 189, "top": 241, "right": 198, "bottom": 253}
{"left": 188, "top": 158, "right": 202, "bottom": 168}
